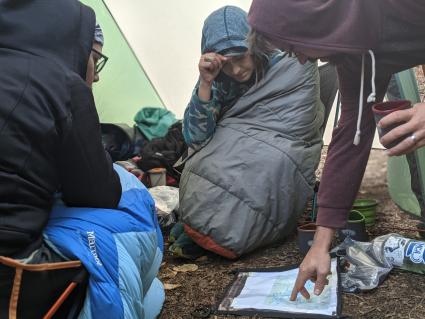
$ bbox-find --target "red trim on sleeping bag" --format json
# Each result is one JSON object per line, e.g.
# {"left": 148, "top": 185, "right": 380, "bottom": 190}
{"left": 183, "top": 224, "right": 238, "bottom": 259}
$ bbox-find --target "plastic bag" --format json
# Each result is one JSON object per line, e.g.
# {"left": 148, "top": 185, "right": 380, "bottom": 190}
{"left": 335, "top": 236, "right": 393, "bottom": 293}
{"left": 336, "top": 233, "right": 425, "bottom": 293}
{"left": 149, "top": 186, "right": 179, "bottom": 230}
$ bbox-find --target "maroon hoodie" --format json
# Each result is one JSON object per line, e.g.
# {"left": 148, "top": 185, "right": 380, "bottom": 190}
{"left": 249, "top": 0, "right": 425, "bottom": 228}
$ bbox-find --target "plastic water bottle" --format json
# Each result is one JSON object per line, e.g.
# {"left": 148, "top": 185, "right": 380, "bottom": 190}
{"left": 380, "top": 234, "right": 425, "bottom": 274}
{"left": 337, "top": 234, "right": 425, "bottom": 293}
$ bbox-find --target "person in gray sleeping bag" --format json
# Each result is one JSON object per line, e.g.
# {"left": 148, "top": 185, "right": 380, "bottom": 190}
{"left": 170, "top": 5, "right": 324, "bottom": 259}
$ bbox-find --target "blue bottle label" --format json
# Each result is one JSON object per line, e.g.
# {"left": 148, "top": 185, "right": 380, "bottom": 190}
{"left": 405, "top": 241, "right": 425, "bottom": 264}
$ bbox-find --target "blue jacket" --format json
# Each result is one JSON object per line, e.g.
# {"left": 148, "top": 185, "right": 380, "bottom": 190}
{"left": 44, "top": 166, "right": 164, "bottom": 319}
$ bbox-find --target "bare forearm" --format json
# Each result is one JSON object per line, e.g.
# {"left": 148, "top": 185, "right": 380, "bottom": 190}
{"left": 312, "top": 226, "right": 335, "bottom": 252}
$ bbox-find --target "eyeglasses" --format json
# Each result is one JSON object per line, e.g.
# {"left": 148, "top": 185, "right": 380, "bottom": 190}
{"left": 91, "top": 48, "right": 108, "bottom": 74}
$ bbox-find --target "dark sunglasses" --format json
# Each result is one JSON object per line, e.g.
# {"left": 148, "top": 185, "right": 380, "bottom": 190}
{"left": 91, "top": 48, "right": 108, "bottom": 74}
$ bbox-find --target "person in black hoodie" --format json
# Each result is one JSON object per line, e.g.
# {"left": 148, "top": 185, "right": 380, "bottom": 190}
{"left": 0, "top": 0, "right": 121, "bottom": 272}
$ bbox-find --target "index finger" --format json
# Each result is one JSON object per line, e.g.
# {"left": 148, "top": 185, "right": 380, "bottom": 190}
{"left": 214, "top": 53, "right": 229, "bottom": 62}
{"left": 199, "top": 60, "right": 219, "bottom": 73}
{"left": 290, "top": 272, "right": 311, "bottom": 301}
{"left": 386, "top": 134, "right": 416, "bottom": 156}
{"left": 378, "top": 108, "right": 412, "bottom": 128}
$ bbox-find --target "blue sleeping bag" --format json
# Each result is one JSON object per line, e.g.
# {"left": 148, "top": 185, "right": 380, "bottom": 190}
{"left": 44, "top": 165, "right": 164, "bottom": 319}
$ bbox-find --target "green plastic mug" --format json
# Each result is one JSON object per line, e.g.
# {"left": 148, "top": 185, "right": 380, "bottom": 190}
{"left": 338, "top": 210, "right": 368, "bottom": 241}
{"left": 352, "top": 199, "right": 378, "bottom": 226}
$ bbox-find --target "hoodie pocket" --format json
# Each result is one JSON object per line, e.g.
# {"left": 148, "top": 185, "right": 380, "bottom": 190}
{"left": 0, "top": 52, "right": 30, "bottom": 134}
{"left": 0, "top": 227, "right": 33, "bottom": 245}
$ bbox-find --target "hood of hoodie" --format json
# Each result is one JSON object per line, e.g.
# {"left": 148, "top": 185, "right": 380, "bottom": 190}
{"left": 201, "top": 6, "right": 249, "bottom": 54}
{"left": 248, "top": 0, "right": 425, "bottom": 58}
{"left": 247, "top": 1, "right": 381, "bottom": 147}
{"left": 248, "top": 0, "right": 382, "bottom": 56}
{"left": 0, "top": 0, "right": 95, "bottom": 79}
{"left": 248, "top": 0, "right": 425, "bottom": 147}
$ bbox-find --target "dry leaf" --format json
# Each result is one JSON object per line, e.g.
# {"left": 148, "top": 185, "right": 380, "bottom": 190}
{"left": 173, "top": 264, "right": 198, "bottom": 272}
{"left": 164, "top": 283, "right": 181, "bottom": 290}
{"left": 160, "top": 269, "right": 177, "bottom": 279}
{"left": 195, "top": 256, "right": 208, "bottom": 262}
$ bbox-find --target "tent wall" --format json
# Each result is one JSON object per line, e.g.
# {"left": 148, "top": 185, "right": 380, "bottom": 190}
{"left": 103, "top": 0, "right": 252, "bottom": 118}
{"left": 81, "top": 0, "right": 163, "bottom": 125}
{"left": 83, "top": 0, "right": 383, "bottom": 148}
{"left": 387, "top": 69, "right": 425, "bottom": 219}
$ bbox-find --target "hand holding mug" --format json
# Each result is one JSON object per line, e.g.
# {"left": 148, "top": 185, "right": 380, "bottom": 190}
{"left": 377, "top": 102, "right": 425, "bottom": 156}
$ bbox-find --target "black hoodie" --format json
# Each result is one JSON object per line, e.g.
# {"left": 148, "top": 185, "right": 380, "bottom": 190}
{"left": 0, "top": 0, "right": 121, "bottom": 257}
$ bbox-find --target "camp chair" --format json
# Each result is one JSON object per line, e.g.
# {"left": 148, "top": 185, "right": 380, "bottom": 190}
{"left": 0, "top": 257, "right": 88, "bottom": 319}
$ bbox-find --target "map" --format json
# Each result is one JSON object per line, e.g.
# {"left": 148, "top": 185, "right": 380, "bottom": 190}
{"left": 230, "top": 260, "right": 338, "bottom": 316}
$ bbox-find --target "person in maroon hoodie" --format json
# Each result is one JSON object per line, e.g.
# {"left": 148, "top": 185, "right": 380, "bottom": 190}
{"left": 248, "top": 0, "right": 425, "bottom": 300}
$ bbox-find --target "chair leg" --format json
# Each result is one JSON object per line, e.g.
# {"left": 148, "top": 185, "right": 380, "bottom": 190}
{"left": 65, "top": 283, "right": 87, "bottom": 319}
{"left": 43, "top": 282, "right": 77, "bottom": 319}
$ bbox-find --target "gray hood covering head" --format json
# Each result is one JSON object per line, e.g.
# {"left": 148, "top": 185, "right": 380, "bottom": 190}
{"left": 201, "top": 6, "right": 249, "bottom": 55}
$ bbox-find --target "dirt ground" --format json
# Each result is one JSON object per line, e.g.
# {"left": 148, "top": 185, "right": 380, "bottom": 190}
{"left": 159, "top": 68, "right": 425, "bottom": 319}
{"left": 158, "top": 149, "right": 425, "bottom": 319}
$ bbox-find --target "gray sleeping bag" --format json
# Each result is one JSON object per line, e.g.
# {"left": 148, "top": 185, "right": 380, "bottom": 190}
{"left": 179, "top": 55, "right": 324, "bottom": 258}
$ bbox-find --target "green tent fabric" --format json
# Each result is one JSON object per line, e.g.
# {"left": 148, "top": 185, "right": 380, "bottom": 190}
{"left": 387, "top": 69, "right": 425, "bottom": 219}
{"left": 134, "top": 107, "right": 177, "bottom": 140}
{"left": 80, "top": 0, "right": 164, "bottom": 125}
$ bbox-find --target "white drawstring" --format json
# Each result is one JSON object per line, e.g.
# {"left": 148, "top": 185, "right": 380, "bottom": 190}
{"left": 353, "top": 54, "right": 365, "bottom": 146}
{"left": 367, "top": 50, "right": 376, "bottom": 103}
{"left": 353, "top": 50, "right": 377, "bottom": 146}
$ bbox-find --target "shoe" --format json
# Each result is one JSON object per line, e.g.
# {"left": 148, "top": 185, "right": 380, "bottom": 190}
{"left": 169, "top": 232, "right": 205, "bottom": 260}
{"left": 169, "top": 222, "right": 185, "bottom": 244}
